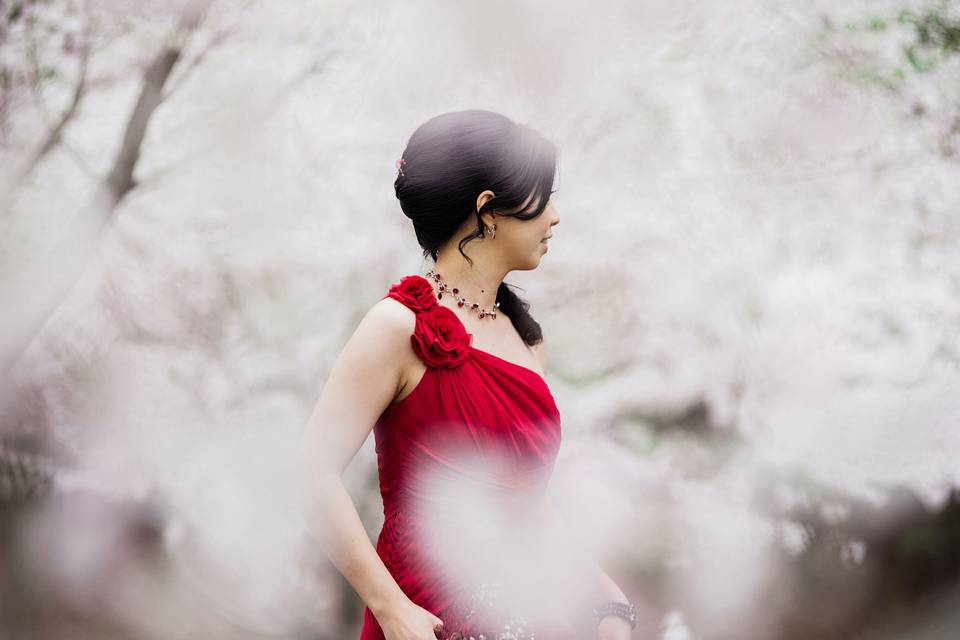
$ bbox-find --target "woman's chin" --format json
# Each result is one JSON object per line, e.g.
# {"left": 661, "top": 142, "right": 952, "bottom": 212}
{"left": 527, "top": 245, "right": 547, "bottom": 268}
{"left": 538, "top": 242, "right": 548, "bottom": 260}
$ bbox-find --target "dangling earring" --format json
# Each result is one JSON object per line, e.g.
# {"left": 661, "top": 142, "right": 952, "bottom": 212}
{"left": 489, "top": 224, "right": 496, "bottom": 239}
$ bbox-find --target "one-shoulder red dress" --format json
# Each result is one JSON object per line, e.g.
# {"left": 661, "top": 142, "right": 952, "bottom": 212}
{"left": 358, "top": 274, "right": 588, "bottom": 640}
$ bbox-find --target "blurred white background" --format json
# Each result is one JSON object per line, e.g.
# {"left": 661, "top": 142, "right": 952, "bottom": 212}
{"left": 1, "top": 1, "right": 958, "bottom": 638}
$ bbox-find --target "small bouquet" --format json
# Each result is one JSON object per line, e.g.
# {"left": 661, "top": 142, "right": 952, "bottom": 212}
{"left": 440, "top": 581, "right": 536, "bottom": 640}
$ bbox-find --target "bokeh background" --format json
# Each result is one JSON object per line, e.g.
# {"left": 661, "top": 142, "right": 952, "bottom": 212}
{"left": 1, "top": 0, "right": 959, "bottom": 638}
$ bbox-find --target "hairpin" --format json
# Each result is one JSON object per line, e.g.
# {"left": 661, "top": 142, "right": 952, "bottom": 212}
{"left": 395, "top": 158, "right": 406, "bottom": 176}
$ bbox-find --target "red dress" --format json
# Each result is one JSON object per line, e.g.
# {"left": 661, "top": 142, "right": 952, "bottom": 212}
{"left": 358, "top": 274, "right": 588, "bottom": 640}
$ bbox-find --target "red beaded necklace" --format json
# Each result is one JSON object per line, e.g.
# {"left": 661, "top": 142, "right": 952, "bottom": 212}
{"left": 426, "top": 268, "right": 500, "bottom": 320}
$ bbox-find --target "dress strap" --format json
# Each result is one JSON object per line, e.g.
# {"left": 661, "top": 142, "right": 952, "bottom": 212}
{"left": 383, "top": 275, "right": 473, "bottom": 368}
{"left": 382, "top": 274, "right": 438, "bottom": 313}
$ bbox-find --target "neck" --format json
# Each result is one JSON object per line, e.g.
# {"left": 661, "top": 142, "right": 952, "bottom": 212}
{"left": 431, "top": 249, "right": 506, "bottom": 311}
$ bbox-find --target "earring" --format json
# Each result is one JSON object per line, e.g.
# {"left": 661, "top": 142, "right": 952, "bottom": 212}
{"left": 490, "top": 224, "right": 496, "bottom": 239}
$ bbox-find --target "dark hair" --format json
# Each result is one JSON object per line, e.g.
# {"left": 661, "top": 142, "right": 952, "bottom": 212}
{"left": 393, "top": 109, "right": 559, "bottom": 347}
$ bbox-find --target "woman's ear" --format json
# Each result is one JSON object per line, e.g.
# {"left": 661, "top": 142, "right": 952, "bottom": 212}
{"left": 475, "top": 189, "right": 496, "bottom": 216}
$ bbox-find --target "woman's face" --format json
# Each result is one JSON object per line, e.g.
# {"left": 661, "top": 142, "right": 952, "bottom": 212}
{"left": 474, "top": 188, "right": 560, "bottom": 271}
{"left": 502, "top": 191, "right": 560, "bottom": 270}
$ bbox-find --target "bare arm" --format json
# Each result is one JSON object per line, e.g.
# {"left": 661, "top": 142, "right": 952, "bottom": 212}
{"left": 532, "top": 341, "right": 634, "bottom": 639}
{"left": 296, "top": 298, "right": 443, "bottom": 639}
{"left": 538, "top": 492, "right": 629, "bottom": 605}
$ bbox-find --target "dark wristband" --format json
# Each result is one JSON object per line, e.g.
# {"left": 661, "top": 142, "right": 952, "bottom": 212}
{"left": 593, "top": 601, "right": 637, "bottom": 629}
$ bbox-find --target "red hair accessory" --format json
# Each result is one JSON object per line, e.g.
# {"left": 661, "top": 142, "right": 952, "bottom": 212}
{"left": 395, "top": 158, "right": 406, "bottom": 176}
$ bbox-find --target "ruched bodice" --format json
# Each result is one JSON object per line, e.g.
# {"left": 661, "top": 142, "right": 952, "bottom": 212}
{"left": 359, "top": 274, "right": 580, "bottom": 640}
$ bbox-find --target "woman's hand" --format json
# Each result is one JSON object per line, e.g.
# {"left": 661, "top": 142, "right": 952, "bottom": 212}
{"left": 377, "top": 597, "right": 445, "bottom": 640}
{"left": 597, "top": 614, "right": 633, "bottom": 640}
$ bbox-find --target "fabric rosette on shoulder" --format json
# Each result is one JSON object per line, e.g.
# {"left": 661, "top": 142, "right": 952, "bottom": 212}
{"left": 385, "top": 274, "right": 438, "bottom": 313}
{"left": 412, "top": 303, "right": 473, "bottom": 368}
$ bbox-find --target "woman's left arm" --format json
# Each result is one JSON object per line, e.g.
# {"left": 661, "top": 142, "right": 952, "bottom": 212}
{"left": 539, "top": 490, "right": 634, "bottom": 639}
{"left": 593, "top": 565, "right": 634, "bottom": 639}
{"left": 532, "top": 342, "right": 634, "bottom": 639}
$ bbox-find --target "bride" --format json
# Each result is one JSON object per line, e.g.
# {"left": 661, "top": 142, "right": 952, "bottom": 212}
{"left": 297, "top": 109, "right": 637, "bottom": 640}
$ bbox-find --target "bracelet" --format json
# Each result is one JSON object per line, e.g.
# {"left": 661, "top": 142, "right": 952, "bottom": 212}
{"left": 592, "top": 601, "right": 637, "bottom": 630}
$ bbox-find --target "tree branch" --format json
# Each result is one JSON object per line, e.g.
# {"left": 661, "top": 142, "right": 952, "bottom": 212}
{"left": 0, "top": 0, "right": 215, "bottom": 382}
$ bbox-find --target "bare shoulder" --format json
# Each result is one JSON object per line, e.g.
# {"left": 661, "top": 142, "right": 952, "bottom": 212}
{"left": 317, "top": 295, "right": 420, "bottom": 405}
{"left": 368, "top": 295, "right": 417, "bottom": 330}
{"left": 359, "top": 296, "right": 417, "bottom": 353}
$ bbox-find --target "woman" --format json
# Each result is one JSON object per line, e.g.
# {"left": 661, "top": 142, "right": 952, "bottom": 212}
{"left": 297, "top": 110, "right": 637, "bottom": 640}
